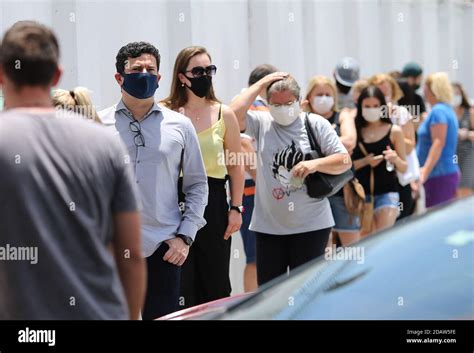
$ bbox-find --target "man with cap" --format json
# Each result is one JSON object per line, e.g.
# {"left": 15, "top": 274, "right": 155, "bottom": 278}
{"left": 334, "top": 56, "right": 360, "bottom": 110}
{"left": 401, "top": 62, "right": 427, "bottom": 122}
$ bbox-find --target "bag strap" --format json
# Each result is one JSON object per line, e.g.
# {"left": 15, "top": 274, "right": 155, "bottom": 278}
{"left": 357, "top": 141, "right": 369, "bottom": 157}
{"left": 304, "top": 113, "right": 324, "bottom": 157}
{"left": 218, "top": 104, "right": 223, "bottom": 121}
{"left": 358, "top": 142, "right": 374, "bottom": 199}
{"left": 368, "top": 164, "right": 375, "bottom": 200}
{"left": 180, "top": 147, "right": 184, "bottom": 171}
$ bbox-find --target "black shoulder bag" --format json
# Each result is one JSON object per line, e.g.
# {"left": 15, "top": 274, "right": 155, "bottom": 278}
{"left": 303, "top": 113, "right": 353, "bottom": 198}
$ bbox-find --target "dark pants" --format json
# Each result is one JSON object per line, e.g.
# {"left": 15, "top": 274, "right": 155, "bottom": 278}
{"left": 397, "top": 182, "right": 415, "bottom": 220}
{"left": 241, "top": 179, "right": 257, "bottom": 264}
{"left": 256, "top": 228, "right": 331, "bottom": 286}
{"left": 180, "top": 177, "right": 231, "bottom": 308}
{"left": 142, "top": 242, "right": 181, "bottom": 320}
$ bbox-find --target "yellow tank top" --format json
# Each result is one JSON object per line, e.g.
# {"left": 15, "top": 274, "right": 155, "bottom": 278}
{"left": 197, "top": 105, "right": 227, "bottom": 179}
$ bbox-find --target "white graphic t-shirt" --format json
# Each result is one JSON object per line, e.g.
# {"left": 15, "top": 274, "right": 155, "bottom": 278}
{"left": 245, "top": 111, "right": 347, "bottom": 235}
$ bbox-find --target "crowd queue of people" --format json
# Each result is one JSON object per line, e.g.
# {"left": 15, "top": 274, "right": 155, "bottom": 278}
{"left": 1, "top": 21, "right": 472, "bottom": 320}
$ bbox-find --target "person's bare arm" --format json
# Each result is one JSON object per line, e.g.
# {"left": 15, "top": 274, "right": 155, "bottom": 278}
{"left": 241, "top": 138, "right": 257, "bottom": 181}
{"left": 401, "top": 119, "right": 416, "bottom": 154}
{"left": 385, "top": 125, "right": 408, "bottom": 173}
{"left": 353, "top": 156, "right": 369, "bottom": 171}
{"left": 292, "top": 153, "right": 351, "bottom": 179}
{"left": 353, "top": 154, "right": 383, "bottom": 170}
{"left": 229, "top": 72, "right": 288, "bottom": 131}
{"left": 112, "top": 211, "right": 146, "bottom": 320}
{"left": 339, "top": 109, "right": 357, "bottom": 153}
{"left": 223, "top": 105, "right": 244, "bottom": 240}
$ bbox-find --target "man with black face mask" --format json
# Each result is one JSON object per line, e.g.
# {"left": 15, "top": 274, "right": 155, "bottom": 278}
{"left": 99, "top": 42, "right": 209, "bottom": 320}
{"left": 401, "top": 62, "right": 427, "bottom": 123}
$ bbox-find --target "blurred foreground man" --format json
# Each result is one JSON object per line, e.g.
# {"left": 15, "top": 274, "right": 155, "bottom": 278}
{"left": 0, "top": 21, "right": 146, "bottom": 319}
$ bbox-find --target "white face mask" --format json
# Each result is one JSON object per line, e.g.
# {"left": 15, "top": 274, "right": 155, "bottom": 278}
{"left": 362, "top": 107, "right": 382, "bottom": 122}
{"left": 269, "top": 101, "right": 301, "bottom": 126}
{"left": 452, "top": 94, "right": 462, "bottom": 107}
{"left": 312, "top": 96, "right": 334, "bottom": 115}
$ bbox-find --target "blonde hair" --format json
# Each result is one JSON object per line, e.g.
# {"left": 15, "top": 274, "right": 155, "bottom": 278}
{"left": 52, "top": 87, "right": 101, "bottom": 123}
{"left": 352, "top": 79, "right": 370, "bottom": 97}
{"left": 303, "top": 75, "right": 338, "bottom": 112}
{"left": 426, "top": 72, "right": 453, "bottom": 104}
{"left": 369, "top": 73, "right": 404, "bottom": 102}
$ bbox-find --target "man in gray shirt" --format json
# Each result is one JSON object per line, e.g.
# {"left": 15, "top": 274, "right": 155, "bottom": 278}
{"left": 0, "top": 21, "right": 145, "bottom": 319}
{"left": 99, "top": 42, "right": 208, "bottom": 319}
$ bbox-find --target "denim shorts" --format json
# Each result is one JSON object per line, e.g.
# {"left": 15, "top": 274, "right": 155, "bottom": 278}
{"left": 366, "top": 192, "right": 400, "bottom": 213}
{"left": 328, "top": 196, "right": 360, "bottom": 233}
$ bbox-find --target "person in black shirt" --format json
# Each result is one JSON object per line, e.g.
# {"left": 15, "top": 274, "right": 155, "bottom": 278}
{"left": 401, "top": 62, "right": 427, "bottom": 125}
{"left": 352, "top": 86, "right": 407, "bottom": 236}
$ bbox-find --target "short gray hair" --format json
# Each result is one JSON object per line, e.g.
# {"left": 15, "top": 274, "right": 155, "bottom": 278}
{"left": 267, "top": 76, "right": 301, "bottom": 101}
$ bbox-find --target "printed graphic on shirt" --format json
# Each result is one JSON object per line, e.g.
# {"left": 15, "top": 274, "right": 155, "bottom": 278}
{"left": 271, "top": 140, "right": 305, "bottom": 199}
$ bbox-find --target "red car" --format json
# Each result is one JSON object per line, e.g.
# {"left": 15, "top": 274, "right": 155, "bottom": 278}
{"left": 156, "top": 293, "right": 252, "bottom": 320}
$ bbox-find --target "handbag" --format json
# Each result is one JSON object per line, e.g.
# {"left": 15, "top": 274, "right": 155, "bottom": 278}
{"left": 343, "top": 177, "right": 366, "bottom": 221}
{"left": 303, "top": 113, "right": 354, "bottom": 199}
{"left": 357, "top": 142, "right": 375, "bottom": 233}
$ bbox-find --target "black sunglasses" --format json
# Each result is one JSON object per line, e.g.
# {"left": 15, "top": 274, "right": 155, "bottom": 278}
{"left": 129, "top": 120, "right": 145, "bottom": 147}
{"left": 183, "top": 65, "right": 217, "bottom": 78}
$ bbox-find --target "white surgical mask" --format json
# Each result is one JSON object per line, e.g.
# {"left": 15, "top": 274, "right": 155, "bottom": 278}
{"left": 452, "top": 94, "right": 462, "bottom": 107}
{"left": 362, "top": 107, "right": 382, "bottom": 122}
{"left": 269, "top": 101, "right": 301, "bottom": 126}
{"left": 312, "top": 96, "right": 334, "bottom": 115}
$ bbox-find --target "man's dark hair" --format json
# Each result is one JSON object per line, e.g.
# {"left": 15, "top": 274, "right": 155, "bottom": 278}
{"left": 115, "top": 42, "right": 161, "bottom": 74}
{"left": 0, "top": 21, "right": 60, "bottom": 87}
{"left": 397, "top": 78, "right": 416, "bottom": 107}
{"left": 248, "top": 64, "right": 278, "bottom": 86}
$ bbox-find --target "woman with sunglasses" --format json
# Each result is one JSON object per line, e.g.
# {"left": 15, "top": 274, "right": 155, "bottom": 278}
{"left": 162, "top": 46, "right": 244, "bottom": 307}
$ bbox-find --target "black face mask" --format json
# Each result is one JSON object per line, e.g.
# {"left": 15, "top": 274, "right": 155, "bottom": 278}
{"left": 336, "top": 80, "right": 352, "bottom": 95}
{"left": 185, "top": 75, "right": 212, "bottom": 98}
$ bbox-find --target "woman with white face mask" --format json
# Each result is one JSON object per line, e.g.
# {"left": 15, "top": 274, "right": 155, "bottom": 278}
{"left": 230, "top": 74, "right": 351, "bottom": 286}
{"left": 370, "top": 73, "right": 420, "bottom": 220}
{"left": 452, "top": 82, "right": 474, "bottom": 197}
{"left": 352, "top": 86, "right": 407, "bottom": 236}
{"left": 302, "top": 76, "right": 359, "bottom": 247}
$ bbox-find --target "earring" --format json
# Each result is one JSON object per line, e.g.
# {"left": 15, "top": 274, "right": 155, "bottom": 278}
{"left": 181, "top": 82, "right": 185, "bottom": 87}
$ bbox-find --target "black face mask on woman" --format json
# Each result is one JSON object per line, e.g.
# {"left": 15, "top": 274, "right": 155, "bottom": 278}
{"left": 185, "top": 75, "right": 212, "bottom": 98}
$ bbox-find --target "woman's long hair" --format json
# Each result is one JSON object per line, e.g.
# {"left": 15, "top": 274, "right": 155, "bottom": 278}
{"left": 355, "top": 85, "right": 392, "bottom": 135}
{"left": 161, "top": 46, "right": 220, "bottom": 111}
{"left": 452, "top": 82, "right": 472, "bottom": 109}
